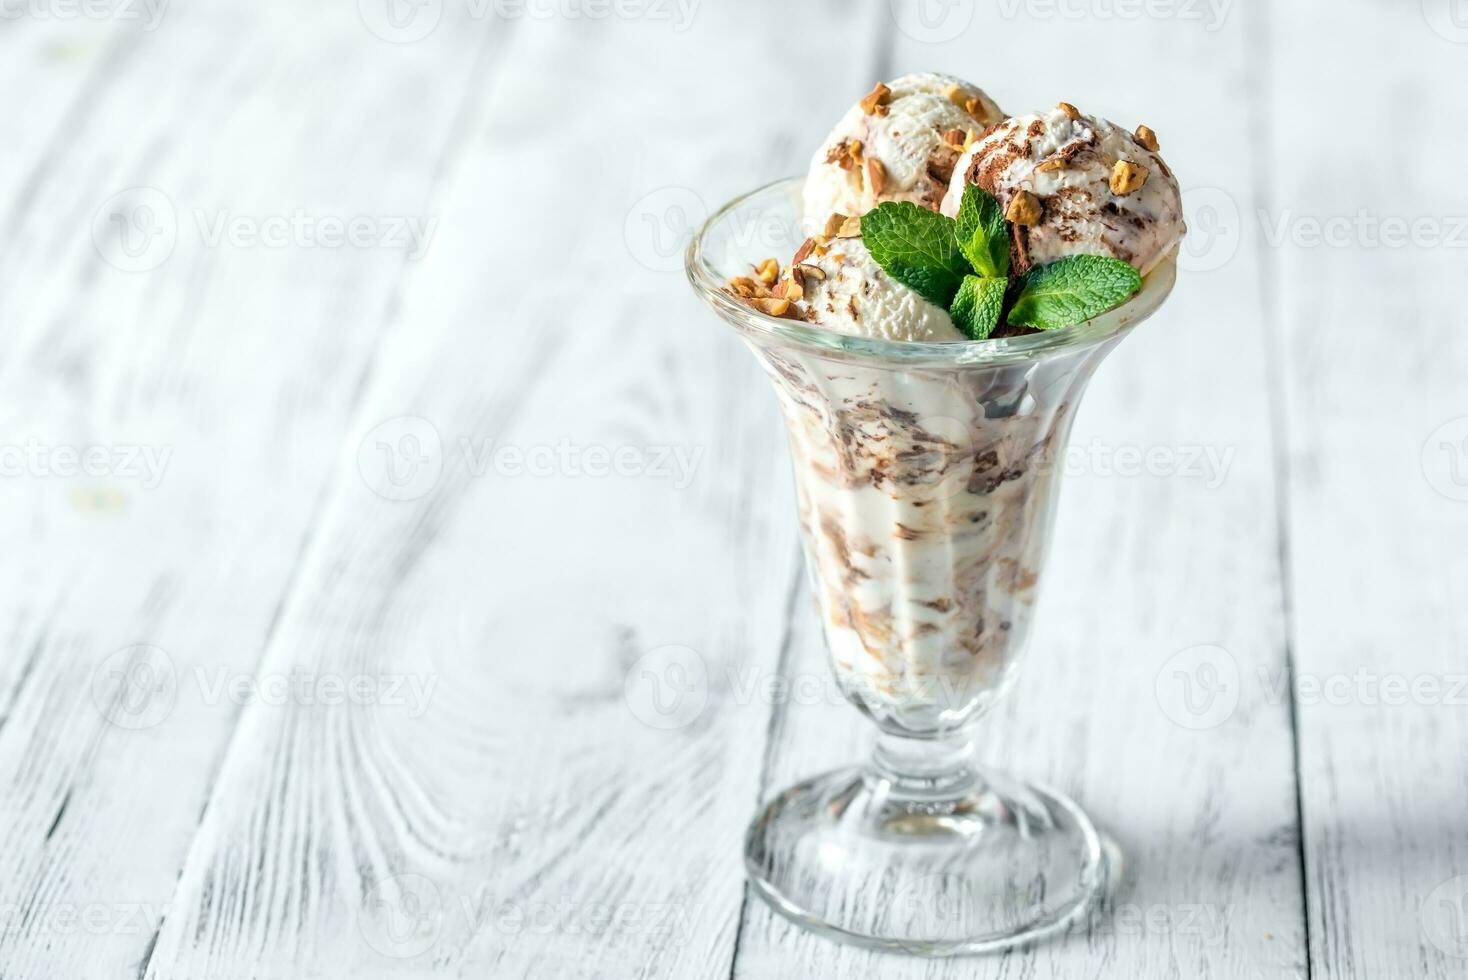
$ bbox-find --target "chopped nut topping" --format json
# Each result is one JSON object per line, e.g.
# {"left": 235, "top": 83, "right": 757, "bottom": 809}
{"left": 859, "top": 82, "right": 892, "bottom": 116}
{"left": 835, "top": 216, "right": 862, "bottom": 239}
{"left": 755, "top": 257, "right": 781, "bottom": 285}
{"left": 865, "top": 158, "right": 888, "bottom": 195}
{"left": 831, "top": 139, "right": 864, "bottom": 172}
{"left": 1005, "top": 190, "right": 1043, "bottom": 226}
{"left": 776, "top": 273, "right": 804, "bottom": 301}
{"left": 793, "top": 237, "right": 816, "bottom": 265}
{"left": 798, "top": 263, "right": 826, "bottom": 280}
{"left": 1134, "top": 125, "right": 1160, "bottom": 152}
{"left": 1110, "top": 160, "right": 1148, "bottom": 195}
{"left": 727, "top": 276, "right": 771, "bottom": 299}
{"left": 752, "top": 296, "right": 792, "bottom": 317}
{"left": 822, "top": 213, "right": 848, "bottom": 238}
{"left": 942, "top": 128, "right": 966, "bottom": 150}
{"left": 962, "top": 129, "right": 982, "bottom": 152}
{"left": 945, "top": 85, "right": 986, "bottom": 119}
{"left": 1036, "top": 156, "right": 1066, "bottom": 173}
{"left": 1056, "top": 102, "right": 1081, "bottom": 121}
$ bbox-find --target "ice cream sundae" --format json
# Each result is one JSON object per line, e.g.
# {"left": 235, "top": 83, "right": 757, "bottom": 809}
{"left": 690, "top": 73, "right": 1186, "bottom": 952}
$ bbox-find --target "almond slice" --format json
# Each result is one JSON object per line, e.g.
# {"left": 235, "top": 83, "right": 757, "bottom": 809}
{"left": 754, "top": 257, "right": 781, "bottom": 285}
{"left": 752, "top": 297, "right": 792, "bottom": 317}
{"left": 866, "top": 158, "right": 888, "bottom": 195}
{"left": 1056, "top": 101, "right": 1081, "bottom": 121}
{"left": 1134, "top": 125, "right": 1160, "bottom": 152}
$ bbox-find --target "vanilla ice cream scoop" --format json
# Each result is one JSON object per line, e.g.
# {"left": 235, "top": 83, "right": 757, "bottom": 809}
{"left": 803, "top": 73, "right": 1005, "bottom": 236}
{"left": 793, "top": 236, "right": 964, "bottom": 343}
{"left": 941, "top": 104, "right": 1184, "bottom": 275}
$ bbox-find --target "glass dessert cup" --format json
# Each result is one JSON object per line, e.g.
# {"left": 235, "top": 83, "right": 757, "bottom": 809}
{"left": 687, "top": 178, "right": 1175, "bottom": 956}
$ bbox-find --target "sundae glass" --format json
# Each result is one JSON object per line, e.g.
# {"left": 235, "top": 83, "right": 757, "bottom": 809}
{"left": 687, "top": 76, "right": 1184, "bottom": 954}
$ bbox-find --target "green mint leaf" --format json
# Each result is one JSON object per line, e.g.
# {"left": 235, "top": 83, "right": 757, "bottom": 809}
{"left": 860, "top": 202, "right": 969, "bottom": 309}
{"left": 1006, "top": 255, "right": 1143, "bottom": 331}
{"left": 955, "top": 184, "right": 1009, "bottom": 279}
{"left": 949, "top": 275, "right": 1008, "bottom": 340}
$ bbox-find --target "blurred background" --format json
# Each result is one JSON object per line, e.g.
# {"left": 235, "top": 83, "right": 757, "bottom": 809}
{"left": 0, "top": 0, "right": 1465, "bottom": 977}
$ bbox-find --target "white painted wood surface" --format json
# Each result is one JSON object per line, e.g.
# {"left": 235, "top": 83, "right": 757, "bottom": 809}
{"left": 0, "top": 0, "right": 1462, "bottom": 977}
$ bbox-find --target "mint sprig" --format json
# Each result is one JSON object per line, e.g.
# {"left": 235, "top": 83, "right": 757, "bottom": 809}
{"left": 1007, "top": 255, "right": 1142, "bottom": 331}
{"left": 955, "top": 185, "right": 1009, "bottom": 280}
{"left": 858, "top": 202, "right": 970, "bottom": 309}
{"left": 857, "top": 183, "right": 1146, "bottom": 339}
{"left": 951, "top": 275, "right": 1008, "bottom": 340}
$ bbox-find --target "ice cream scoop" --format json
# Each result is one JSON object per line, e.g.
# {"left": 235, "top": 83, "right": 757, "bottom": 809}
{"left": 725, "top": 224, "right": 964, "bottom": 344}
{"left": 802, "top": 73, "right": 1005, "bottom": 236}
{"left": 791, "top": 235, "right": 965, "bottom": 343}
{"left": 940, "top": 104, "right": 1185, "bottom": 275}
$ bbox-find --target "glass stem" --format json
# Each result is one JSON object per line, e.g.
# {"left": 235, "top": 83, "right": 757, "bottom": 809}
{"left": 868, "top": 728, "right": 983, "bottom": 803}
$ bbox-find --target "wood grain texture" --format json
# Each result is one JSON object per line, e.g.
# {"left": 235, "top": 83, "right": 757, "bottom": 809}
{"left": 1266, "top": 1, "right": 1468, "bottom": 976}
{"left": 0, "top": 9, "right": 490, "bottom": 979}
{"left": 140, "top": 3, "right": 881, "bottom": 977}
{"left": 1, "top": 0, "right": 1464, "bottom": 976}
{"left": 732, "top": 1, "right": 1308, "bottom": 976}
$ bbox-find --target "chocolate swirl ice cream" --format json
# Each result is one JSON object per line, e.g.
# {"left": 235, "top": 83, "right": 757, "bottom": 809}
{"left": 940, "top": 103, "right": 1185, "bottom": 275}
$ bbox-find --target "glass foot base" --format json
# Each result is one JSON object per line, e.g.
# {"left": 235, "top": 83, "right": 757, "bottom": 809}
{"left": 744, "top": 766, "right": 1111, "bottom": 956}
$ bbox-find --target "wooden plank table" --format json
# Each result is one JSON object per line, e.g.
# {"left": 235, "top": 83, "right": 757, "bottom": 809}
{"left": 0, "top": 1, "right": 1463, "bottom": 977}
